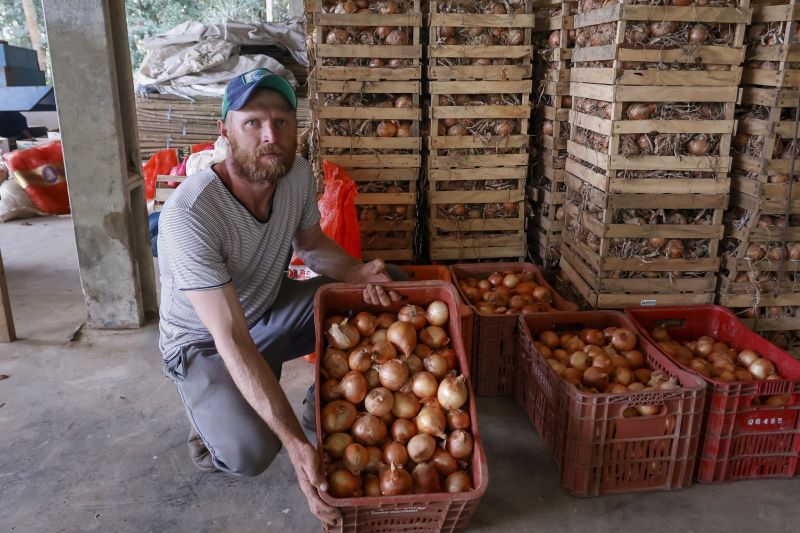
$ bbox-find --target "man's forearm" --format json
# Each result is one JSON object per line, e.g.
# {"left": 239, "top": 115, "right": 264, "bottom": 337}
{"left": 216, "top": 334, "right": 306, "bottom": 448}
{"left": 299, "top": 234, "right": 361, "bottom": 281}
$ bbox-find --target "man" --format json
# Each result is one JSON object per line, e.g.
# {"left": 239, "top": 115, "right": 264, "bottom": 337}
{"left": 0, "top": 111, "right": 33, "bottom": 141}
{"left": 157, "top": 68, "right": 405, "bottom": 526}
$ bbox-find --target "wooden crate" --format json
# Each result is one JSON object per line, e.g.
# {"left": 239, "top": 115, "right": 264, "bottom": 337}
{"left": 428, "top": 79, "right": 532, "bottom": 168}
{"left": 153, "top": 175, "right": 186, "bottom": 211}
{"left": 311, "top": 0, "right": 422, "bottom": 81}
{"left": 352, "top": 168, "right": 419, "bottom": 262}
{"left": 533, "top": 0, "right": 577, "bottom": 69}
{"left": 732, "top": 86, "right": 799, "bottom": 182}
{"left": 427, "top": 0, "right": 534, "bottom": 81}
{"left": 427, "top": 167, "right": 526, "bottom": 261}
{"left": 567, "top": 82, "right": 737, "bottom": 177}
{"left": 742, "top": 0, "right": 800, "bottom": 88}
{"left": 558, "top": 168, "right": 725, "bottom": 308}
{"left": 571, "top": 1, "right": 751, "bottom": 86}
{"left": 314, "top": 79, "right": 422, "bottom": 165}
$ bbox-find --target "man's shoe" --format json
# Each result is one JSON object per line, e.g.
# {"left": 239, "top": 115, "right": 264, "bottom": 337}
{"left": 187, "top": 427, "right": 218, "bottom": 473}
{"left": 301, "top": 383, "right": 316, "bottom": 432}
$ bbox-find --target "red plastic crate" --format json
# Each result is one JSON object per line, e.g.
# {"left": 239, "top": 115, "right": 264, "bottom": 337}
{"left": 626, "top": 305, "right": 800, "bottom": 483}
{"left": 450, "top": 262, "right": 578, "bottom": 396}
{"left": 314, "top": 281, "right": 488, "bottom": 533}
{"left": 518, "top": 311, "right": 706, "bottom": 496}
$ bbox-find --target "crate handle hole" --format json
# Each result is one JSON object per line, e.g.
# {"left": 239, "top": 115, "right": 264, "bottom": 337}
{"left": 622, "top": 404, "right": 667, "bottom": 419}
{"left": 752, "top": 393, "right": 794, "bottom": 408}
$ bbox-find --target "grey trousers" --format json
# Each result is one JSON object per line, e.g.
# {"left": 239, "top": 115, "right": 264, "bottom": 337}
{"left": 163, "top": 267, "right": 407, "bottom": 476}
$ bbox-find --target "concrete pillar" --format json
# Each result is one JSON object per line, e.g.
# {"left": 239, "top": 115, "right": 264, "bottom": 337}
{"left": 289, "top": 0, "right": 305, "bottom": 18}
{"left": 42, "top": 0, "right": 157, "bottom": 328}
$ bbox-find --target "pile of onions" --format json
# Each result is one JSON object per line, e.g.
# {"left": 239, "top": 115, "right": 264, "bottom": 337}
{"left": 434, "top": 0, "right": 528, "bottom": 57}
{"left": 534, "top": 326, "right": 678, "bottom": 415}
{"left": 652, "top": 328, "right": 787, "bottom": 402}
{"left": 458, "top": 270, "right": 558, "bottom": 315}
{"left": 321, "top": 300, "right": 475, "bottom": 498}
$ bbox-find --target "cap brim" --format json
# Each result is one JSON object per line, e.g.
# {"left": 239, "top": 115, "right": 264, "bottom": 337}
{"left": 227, "top": 75, "right": 297, "bottom": 116}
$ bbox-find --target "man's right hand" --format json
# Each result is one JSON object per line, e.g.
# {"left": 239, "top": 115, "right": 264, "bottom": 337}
{"left": 288, "top": 440, "right": 340, "bottom": 526}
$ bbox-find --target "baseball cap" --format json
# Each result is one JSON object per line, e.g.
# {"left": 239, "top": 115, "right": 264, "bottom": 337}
{"left": 221, "top": 68, "right": 297, "bottom": 119}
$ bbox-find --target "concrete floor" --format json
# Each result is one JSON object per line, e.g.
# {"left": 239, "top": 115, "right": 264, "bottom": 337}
{"left": 1, "top": 216, "right": 799, "bottom": 533}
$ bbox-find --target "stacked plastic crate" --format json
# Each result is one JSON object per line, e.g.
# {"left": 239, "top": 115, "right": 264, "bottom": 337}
{"left": 528, "top": 1, "right": 576, "bottom": 267}
{"left": 559, "top": 0, "right": 751, "bottom": 308}
{"left": 309, "top": 0, "right": 423, "bottom": 261}
{"left": 426, "top": 0, "right": 534, "bottom": 261}
{"left": 720, "top": 0, "right": 800, "bottom": 353}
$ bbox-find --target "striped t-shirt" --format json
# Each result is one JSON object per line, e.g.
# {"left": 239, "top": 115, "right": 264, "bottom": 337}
{"left": 157, "top": 157, "right": 320, "bottom": 360}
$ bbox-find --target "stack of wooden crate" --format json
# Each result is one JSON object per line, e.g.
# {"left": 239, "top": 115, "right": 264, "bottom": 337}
{"left": 309, "top": 0, "right": 422, "bottom": 261}
{"left": 426, "top": 0, "right": 534, "bottom": 261}
{"left": 719, "top": 0, "right": 800, "bottom": 351}
{"left": 528, "top": 0, "right": 576, "bottom": 266}
{"left": 560, "top": 0, "right": 751, "bottom": 308}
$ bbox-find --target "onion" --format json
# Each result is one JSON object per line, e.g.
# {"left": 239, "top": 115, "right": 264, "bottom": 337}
{"left": 431, "top": 447, "right": 458, "bottom": 476}
{"left": 387, "top": 321, "right": 417, "bottom": 357}
{"left": 365, "top": 446, "right": 383, "bottom": 473}
{"left": 371, "top": 340, "right": 397, "bottom": 365}
{"left": 353, "top": 311, "right": 377, "bottom": 337}
{"left": 688, "top": 24, "right": 709, "bottom": 44}
{"left": 649, "top": 21, "right": 676, "bottom": 38}
{"left": 326, "top": 320, "right": 360, "bottom": 350}
{"left": 391, "top": 418, "right": 417, "bottom": 444}
{"left": 424, "top": 353, "right": 449, "bottom": 380}
{"left": 321, "top": 378, "right": 343, "bottom": 402}
{"left": 583, "top": 367, "right": 609, "bottom": 391}
{"left": 326, "top": 29, "right": 350, "bottom": 45}
{"left": 321, "top": 400, "right": 358, "bottom": 434}
{"left": 407, "top": 434, "right": 437, "bottom": 463}
{"left": 444, "top": 471, "right": 472, "bottom": 493}
{"left": 539, "top": 331, "right": 559, "bottom": 349}
{"left": 343, "top": 443, "right": 369, "bottom": 474}
{"left": 414, "top": 343, "right": 433, "bottom": 358}
{"left": 412, "top": 462, "right": 441, "bottom": 494}
{"left": 398, "top": 305, "right": 427, "bottom": 330}
{"left": 737, "top": 349, "right": 759, "bottom": 368}
{"left": 351, "top": 413, "right": 388, "bottom": 446}
{"left": 416, "top": 404, "right": 446, "bottom": 439}
{"left": 748, "top": 358, "right": 777, "bottom": 380}
{"left": 420, "top": 326, "right": 450, "bottom": 349}
{"left": 376, "top": 121, "right": 397, "bottom": 137}
{"left": 364, "top": 368, "right": 381, "bottom": 390}
{"left": 664, "top": 239, "right": 685, "bottom": 258}
{"left": 378, "top": 359, "right": 409, "bottom": 391}
{"left": 626, "top": 103, "right": 654, "bottom": 120}
{"left": 339, "top": 371, "right": 368, "bottom": 404}
{"left": 446, "top": 430, "right": 474, "bottom": 460}
{"left": 349, "top": 347, "right": 373, "bottom": 373}
{"left": 380, "top": 463, "right": 412, "bottom": 496}
{"left": 623, "top": 350, "right": 645, "bottom": 370}
{"left": 328, "top": 469, "right": 361, "bottom": 498}
{"left": 365, "top": 387, "right": 395, "bottom": 417}
{"left": 425, "top": 301, "right": 449, "bottom": 326}
{"left": 323, "top": 432, "right": 353, "bottom": 459}
{"left": 376, "top": 313, "right": 395, "bottom": 329}
{"left": 611, "top": 328, "right": 637, "bottom": 351}
{"left": 635, "top": 404, "right": 660, "bottom": 416}
{"left": 686, "top": 137, "right": 710, "bottom": 156}
{"left": 323, "top": 348, "right": 350, "bottom": 380}
{"left": 392, "top": 391, "right": 421, "bottom": 419}
{"left": 382, "top": 441, "right": 409, "bottom": 466}
{"left": 411, "top": 371, "right": 439, "bottom": 400}
{"left": 438, "top": 373, "right": 468, "bottom": 411}
{"left": 403, "top": 354, "right": 424, "bottom": 375}
{"left": 447, "top": 409, "right": 471, "bottom": 431}
{"left": 371, "top": 329, "right": 388, "bottom": 344}
{"left": 363, "top": 474, "right": 381, "bottom": 497}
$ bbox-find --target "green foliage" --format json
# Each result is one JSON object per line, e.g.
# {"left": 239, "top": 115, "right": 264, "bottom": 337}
{"left": 0, "top": 0, "right": 47, "bottom": 55}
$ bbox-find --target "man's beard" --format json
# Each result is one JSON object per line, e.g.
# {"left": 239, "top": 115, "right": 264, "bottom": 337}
{"left": 228, "top": 136, "right": 295, "bottom": 185}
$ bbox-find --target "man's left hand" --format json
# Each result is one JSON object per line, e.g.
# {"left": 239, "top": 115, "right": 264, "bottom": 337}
{"left": 346, "top": 259, "right": 401, "bottom": 306}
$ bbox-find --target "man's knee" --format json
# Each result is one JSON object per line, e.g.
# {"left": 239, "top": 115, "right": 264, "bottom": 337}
{"left": 214, "top": 438, "right": 282, "bottom": 477}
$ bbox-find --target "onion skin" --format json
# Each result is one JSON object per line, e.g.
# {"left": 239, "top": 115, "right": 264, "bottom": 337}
{"left": 351, "top": 413, "right": 388, "bottom": 446}
{"left": 321, "top": 400, "right": 358, "bottom": 434}
{"left": 328, "top": 469, "right": 361, "bottom": 498}
{"left": 444, "top": 471, "right": 472, "bottom": 493}
{"left": 379, "top": 463, "right": 413, "bottom": 496}
{"left": 412, "top": 462, "right": 441, "bottom": 494}
{"left": 387, "top": 321, "right": 417, "bottom": 357}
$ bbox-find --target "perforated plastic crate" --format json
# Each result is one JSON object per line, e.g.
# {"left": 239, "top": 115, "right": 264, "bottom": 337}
{"left": 626, "top": 305, "right": 800, "bottom": 483}
{"left": 518, "top": 311, "right": 706, "bottom": 496}
{"left": 450, "top": 262, "right": 578, "bottom": 396}
{"left": 314, "top": 281, "right": 488, "bottom": 532}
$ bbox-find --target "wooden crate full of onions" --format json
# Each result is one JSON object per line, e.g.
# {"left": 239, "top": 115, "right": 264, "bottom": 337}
{"left": 312, "top": 0, "right": 422, "bottom": 82}
{"left": 516, "top": 310, "right": 706, "bottom": 496}
{"left": 570, "top": 0, "right": 751, "bottom": 87}
{"left": 427, "top": 0, "right": 534, "bottom": 81}
{"left": 626, "top": 305, "right": 800, "bottom": 483}
{"left": 742, "top": 0, "right": 800, "bottom": 89}
{"left": 426, "top": 79, "right": 531, "bottom": 261}
{"left": 314, "top": 281, "right": 487, "bottom": 533}
{"left": 313, "top": 79, "right": 422, "bottom": 261}
{"left": 720, "top": 84, "right": 800, "bottom": 342}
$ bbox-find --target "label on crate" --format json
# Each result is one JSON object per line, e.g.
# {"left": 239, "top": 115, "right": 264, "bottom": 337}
{"left": 366, "top": 506, "right": 429, "bottom": 516}
{"left": 640, "top": 299, "right": 657, "bottom": 306}
{"left": 736, "top": 409, "right": 798, "bottom": 433}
